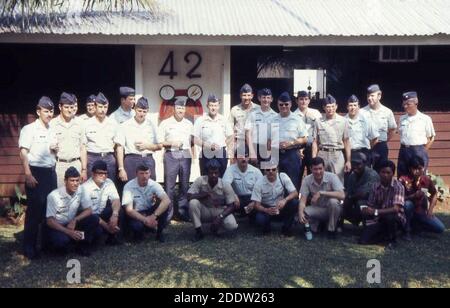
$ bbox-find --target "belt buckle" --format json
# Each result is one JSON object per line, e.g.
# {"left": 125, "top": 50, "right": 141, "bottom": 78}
{"left": 141, "top": 153, "right": 147, "bottom": 158}
{"left": 101, "top": 152, "right": 107, "bottom": 158}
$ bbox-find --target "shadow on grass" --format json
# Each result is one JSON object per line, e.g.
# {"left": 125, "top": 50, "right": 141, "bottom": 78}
{"left": 0, "top": 213, "right": 449, "bottom": 288}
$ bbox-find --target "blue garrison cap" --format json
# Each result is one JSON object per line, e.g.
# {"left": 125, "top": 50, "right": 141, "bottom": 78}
{"left": 119, "top": 86, "right": 135, "bottom": 98}
{"left": 258, "top": 88, "right": 272, "bottom": 97}
{"left": 297, "top": 91, "right": 309, "bottom": 98}
{"left": 278, "top": 92, "right": 291, "bottom": 103}
{"left": 70, "top": 93, "right": 78, "bottom": 103}
{"left": 207, "top": 94, "right": 220, "bottom": 103}
{"left": 64, "top": 167, "right": 80, "bottom": 179}
{"left": 135, "top": 97, "right": 149, "bottom": 109}
{"left": 206, "top": 159, "right": 222, "bottom": 171}
{"left": 347, "top": 95, "right": 359, "bottom": 103}
{"left": 174, "top": 97, "right": 187, "bottom": 107}
{"left": 37, "top": 96, "right": 54, "bottom": 110}
{"left": 95, "top": 92, "right": 109, "bottom": 105}
{"left": 402, "top": 91, "right": 418, "bottom": 101}
{"left": 91, "top": 160, "right": 108, "bottom": 172}
{"left": 367, "top": 84, "right": 381, "bottom": 94}
{"left": 59, "top": 92, "right": 76, "bottom": 105}
{"left": 240, "top": 84, "right": 253, "bottom": 94}
{"left": 86, "top": 94, "right": 97, "bottom": 104}
{"left": 323, "top": 94, "right": 337, "bottom": 105}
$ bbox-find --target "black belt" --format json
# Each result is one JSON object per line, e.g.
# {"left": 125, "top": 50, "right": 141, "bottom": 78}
{"left": 57, "top": 157, "right": 80, "bottom": 163}
{"left": 88, "top": 152, "right": 113, "bottom": 157}
{"left": 125, "top": 153, "right": 153, "bottom": 158}
{"left": 401, "top": 144, "right": 425, "bottom": 149}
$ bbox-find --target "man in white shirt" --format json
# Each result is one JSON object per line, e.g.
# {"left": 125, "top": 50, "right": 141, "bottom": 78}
{"left": 123, "top": 163, "right": 171, "bottom": 243}
{"left": 158, "top": 98, "right": 194, "bottom": 221}
{"left": 19, "top": 96, "right": 58, "bottom": 259}
{"left": 397, "top": 91, "right": 436, "bottom": 177}
{"left": 46, "top": 167, "right": 99, "bottom": 256}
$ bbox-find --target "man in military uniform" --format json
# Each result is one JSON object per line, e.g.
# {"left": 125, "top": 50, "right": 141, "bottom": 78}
{"left": 272, "top": 92, "right": 307, "bottom": 191}
{"left": 80, "top": 160, "right": 123, "bottom": 246}
{"left": 188, "top": 159, "right": 238, "bottom": 242}
{"left": 345, "top": 95, "right": 379, "bottom": 167}
{"left": 312, "top": 95, "right": 351, "bottom": 184}
{"left": 245, "top": 88, "right": 278, "bottom": 166}
{"left": 397, "top": 91, "right": 436, "bottom": 177}
{"left": 19, "top": 96, "right": 58, "bottom": 259}
{"left": 84, "top": 92, "right": 120, "bottom": 181}
{"left": 294, "top": 90, "right": 322, "bottom": 179}
{"left": 251, "top": 160, "right": 299, "bottom": 236}
{"left": 116, "top": 97, "right": 161, "bottom": 182}
{"left": 46, "top": 167, "right": 99, "bottom": 256}
{"left": 223, "top": 146, "right": 264, "bottom": 220}
{"left": 123, "top": 163, "right": 171, "bottom": 243}
{"left": 299, "top": 157, "right": 346, "bottom": 239}
{"left": 362, "top": 84, "right": 397, "bottom": 171}
{"left": 194, "top": 94, "right": 234, "bottom": 177}
{"left": 111, "top": 86, "right": 136, "bottom": 124}
{"left": 77, "top": 94, "right": 97, "bottom": 122}
{"left": 50, "top": 92, "right": 88, "bottom": 187}
{"left": 158, "top": 98, "right": 194, "bottom": 221}
{"left": 229, "top": 84, "right": 261, "bottom": 151}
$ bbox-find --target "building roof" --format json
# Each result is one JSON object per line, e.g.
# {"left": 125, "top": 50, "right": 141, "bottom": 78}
{"left": 1, "top": 0, "right": 450, "bottom": 38}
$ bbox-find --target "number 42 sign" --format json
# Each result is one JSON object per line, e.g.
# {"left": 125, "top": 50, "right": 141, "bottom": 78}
{"left": 159, "top": 51, "right": 202, "bottom": 80}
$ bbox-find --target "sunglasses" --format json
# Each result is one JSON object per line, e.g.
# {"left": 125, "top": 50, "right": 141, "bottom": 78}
{"left": 278, "top": 103, "right": 290, "bottom": 107}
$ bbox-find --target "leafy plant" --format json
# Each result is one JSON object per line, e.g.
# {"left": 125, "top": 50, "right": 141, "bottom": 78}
{"left": 429, "top": 173, "right": 450, "bottom": 202}
{"left": 3, "top": 185, "right": 27, "bottom": 225}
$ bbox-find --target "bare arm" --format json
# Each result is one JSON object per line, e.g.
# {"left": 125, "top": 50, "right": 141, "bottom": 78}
{"left": 425, "top": 136, "right": 435, "bottom": 151}
{"left": 312, "top": 139, "right": 318, "bottom": 158}
{"left": 20, "top": 148, "right": 38, "bottom": 188}
{"left": 387, "top": 128, "right": 396, "bottom": 142}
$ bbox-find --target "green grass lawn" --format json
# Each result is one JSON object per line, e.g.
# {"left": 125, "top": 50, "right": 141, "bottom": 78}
{"left": 1, "top": 210, "right": 449, "bottom": 288}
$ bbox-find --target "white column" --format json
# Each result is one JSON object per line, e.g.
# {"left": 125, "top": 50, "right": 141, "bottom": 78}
{"left": 222, "top": 46, "right": 231, "bottom": 118}
{"left": 134, "top": 45, "right": 144, "bottom": 97}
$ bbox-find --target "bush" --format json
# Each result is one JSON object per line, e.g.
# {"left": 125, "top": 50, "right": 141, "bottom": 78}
{"left": 2, "top": 185, "right": 27, "bottom": 225}
{"left": 429, "top": 173, "right": 450, "bottom": 202}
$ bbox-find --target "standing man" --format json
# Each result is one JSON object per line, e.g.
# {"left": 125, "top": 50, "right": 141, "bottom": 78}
{"left": 362, "top": 84, "right": 397, "bottom": 171}
{"left": 19, "top": 96, "right": 58, "bottom": 259}
{"left": 123, "top": 164, "right": 171, "bottom": 243}
{"left": 111, "top": 86, "right": 136, "bottom": 125}
{"left": 50, "top": 92, "right": 88, "bottom": 187}
{"left": 194, "top": 94, "right": 234, "bottom": 177}
{"left": 397, "top": 91, "right": 435, "bottom": 178}
{"left": 223, "top": 147, "right": 264, "bottom": 220}
{"left": 116, "top": 97, "right": 161, "bottom": 182}
{"left": 77, "top": 95, "right": 97, "bottom": 122}
{"left": 80, "top": 160, "right": 123, "bottom": 246}
{"left": 229, "top": 84, "right": 260, "bottom": 150}
{"left": 251, "top": 160, "right": 299, "bottom": 236}
{"left": 46, "top": 167, "right": 99, "bottom": 256}
{"left": 359, "top": 160, "right": 406, "bottom": 249}
{"left": 271, "top": 92, "right": 307, "bottom": 191}
{"left": 84, "top": 92, "right": 120, "bottom": 181}
{"left": 312, "top": 95, "right": 351, "bottom": 184}
{"left": 294, "top": 91, "right": 322, "bottom": 179}
{"left": 158, "top": 98, "right": 194, "bottom": 221}
{"left": 345, "top": 95, "right": 379, "bottom": 166}
{"left": 245, "top": 88, "right": 278, "bottom": 166}
{"left": 188, "top": 160, "right": 238, "bottom": 242}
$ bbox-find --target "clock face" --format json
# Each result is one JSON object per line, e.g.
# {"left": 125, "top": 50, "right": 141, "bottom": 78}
{"left": 159, "top": 85, "right": 176, "bottom": 100}
{"left": 187, "top": 84, "right": 203, "bottom": 101}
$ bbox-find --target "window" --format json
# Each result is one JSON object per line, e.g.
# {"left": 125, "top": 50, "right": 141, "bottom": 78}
{"left": 378, "top": 46, "right": 418, "bottom": 63}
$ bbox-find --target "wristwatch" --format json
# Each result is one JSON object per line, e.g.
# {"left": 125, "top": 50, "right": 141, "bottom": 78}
{"left": 219, "top": 213, "right": 224, "bottom": 219}
{"left": 154, "top": 213, "right": 159, "bottom": 219}
{"left": 118, "top": 167, "right": 125, "bottom": 172}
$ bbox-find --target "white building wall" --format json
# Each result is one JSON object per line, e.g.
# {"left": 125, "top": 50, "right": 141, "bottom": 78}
{"left": 136, "top": 45, "right": 230, "bottom": 182}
